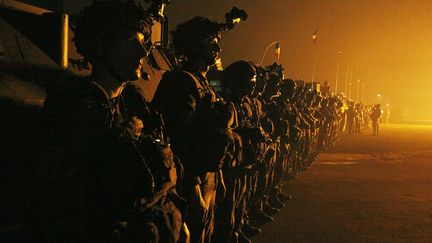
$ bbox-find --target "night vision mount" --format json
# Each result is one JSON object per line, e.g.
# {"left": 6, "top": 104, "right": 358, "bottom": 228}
{"left": 142, "top": 0, "right": 170, "bottom": 20}
{"left": 220, "top": 6, "right": 248, "bottom": 32}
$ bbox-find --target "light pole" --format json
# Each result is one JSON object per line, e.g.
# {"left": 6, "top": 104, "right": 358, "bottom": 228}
{"left": 335, "top": 50, "right": 342, "bottom": 94}
{"left": 356, "top": 79, "right": 360, "bottom": 103}
{"left": 348, "top": 82, "right": 352, "bottom": 100}
{"left": 344, "top": 61, "right": 350, "bottom": 95}
{"left": 311, "top": 43, "right": 317, "bottom": 89}
{"left": 376, "top": 93, "right": 382, "bottom": 104}
{"left": 259, "top": 41, "right": 280, "bottom": 65}
{"left": 361, "top": 82, "right": 365, "bottom": 103}
{"left": 311, "top": 28, "right": 318, "bottom": 91}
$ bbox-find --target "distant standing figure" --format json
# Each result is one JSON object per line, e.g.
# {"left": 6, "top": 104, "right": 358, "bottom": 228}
{"left": 384, "top": 104, "right": 391, "bottom": 124}
{"left": 370, "top": 104, "right": 383, "bottom": 136}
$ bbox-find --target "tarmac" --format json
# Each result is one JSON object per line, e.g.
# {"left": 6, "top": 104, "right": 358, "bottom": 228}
{"left": 255, "top": 124, "right": 432, "bottom": 243}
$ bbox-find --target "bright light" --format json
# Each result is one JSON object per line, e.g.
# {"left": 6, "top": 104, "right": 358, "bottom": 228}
{"left": 232, "top": 18, "right": 241, "bottom": 24}
{"left": 377, "top": 94, "right": 381, "bottom": 97}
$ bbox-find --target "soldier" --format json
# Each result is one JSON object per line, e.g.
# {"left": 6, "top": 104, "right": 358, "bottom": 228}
{"left": 278, "top": 79, "right": 302, "bottom": 179}
{"left": 249, "top": 65, "right": 281, "bottom": 220}
{"left": 36, "top": 1, "right": 164, "bottom": 242}
{"left": 370, "top": 104, "right": 383, "bottom": 136}
{"left": 218, "top": 60, "right": 265, "bottom": 243}
{"left": 211, "top": 102, "right": 244, "bottom": 243}
{"left": 120, "top": 84, "right": 187, "bottom": 243}
{"left": 354, "top": 103, "right": 363, "bottom": 134}
{"left": 152, "top": 17, "right": 229, "bottom": 243}
{"left": 259, "top": 71, "right": 289, "bottom": 210}
{"left": 345, "top": 101, "right": 356, "bottom": 134}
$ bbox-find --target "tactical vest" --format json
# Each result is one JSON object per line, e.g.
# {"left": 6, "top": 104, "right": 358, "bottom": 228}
{"left": 153, "top": 70, "right": 229, "bottom": 176}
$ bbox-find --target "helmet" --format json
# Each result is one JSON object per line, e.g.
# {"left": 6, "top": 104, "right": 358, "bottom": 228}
{"left": 73, "top": 0, "right": 151, "bottom": 63}
{"left": 172, "top": 16, "right": 221, "bottom": 57}
{"left": 280, "top": 78, "right": 296, "bottom": 96}
{"left": 266, "top": 73, "right": 280, "bottom": 88}
{"left": 222, "top": 60, "right": 256, "bottom": 96}
{"left": 266, "top": 62, "right": 284, "bottom": 79}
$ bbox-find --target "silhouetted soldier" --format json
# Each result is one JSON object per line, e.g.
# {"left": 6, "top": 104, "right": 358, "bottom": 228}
{"left": 370, "top": 104, "right": 383, "bottom": 136}
{"left": 152, "top": 17, "right": 229, "bottom": 243}
{"left": 279, "top": 79, "right": 302, "bottom": 179}
{"left": 259, "top": 72, "right": 287, "bottom": 210}
{"left": 121, "top": 84, "right": 186, "bottom": 243}
{"left": 218, "top": 60, "right": 266, "bottom": 243}
{"left": 346, "top": 101, "right": 356, "bottom": 134}
{"left": 354, "top": 103, "right": 362, "bottom": 134}
{"left": 37, "top": 1, "right": 163, "bottom": 242}
{"left": 249, "top": 66, "right": 281, "bottom": 222}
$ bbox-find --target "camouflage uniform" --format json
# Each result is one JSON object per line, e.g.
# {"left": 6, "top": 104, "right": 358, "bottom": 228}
{"left": 38, "top": 79, "right": 165, "bottom": 243}
{"left": 153, "top": 70, "right": 227, "bottom": 243}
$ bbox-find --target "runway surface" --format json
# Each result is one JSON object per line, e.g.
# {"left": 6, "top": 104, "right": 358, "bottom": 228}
{"left": 255, "top": 124, "right": 432, "bottom": 243}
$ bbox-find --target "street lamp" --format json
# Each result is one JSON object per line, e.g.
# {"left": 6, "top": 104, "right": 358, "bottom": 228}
{"left": 356, "top": 79, "right": 360, "bottom": 103}
{"left": 335, "top": 50, "right": 342, "bottom": 94}
{"left": 376, "top": 93, "right": 383, "bottom": 105}
{"left": 344, "top": 62, "right": 349, "bottom": 95}
{"left": 348, "top": 82, "right": 352, "bottom": 100}
{"left": 259, "top": 41, "right": 281, "bottom": 65}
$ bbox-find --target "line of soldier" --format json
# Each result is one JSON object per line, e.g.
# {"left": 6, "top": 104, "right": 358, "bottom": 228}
{"left": 26, "top": 1, "right": 346, "bottom": 243}
{"left": 207, "top": 61, "right": 346, "bottom": 243}
{"left": 342, "top": 100, "right": 383, "bottom": 136}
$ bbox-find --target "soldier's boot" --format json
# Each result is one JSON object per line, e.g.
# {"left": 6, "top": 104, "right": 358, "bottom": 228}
{"left": 241, "top": 223, "right": 261, "bottom": 238}
{"left": 237, "top": 229, "right": 252, "bottom": 243}
{"left": 277, "top": 191, "right": 292, "bottom": 202}
{"left": 262, "top": 203, "right": 279, "bottom": 216}
{"left": 269, "top": 194, "right": 285, "bottom": 209}
{"left": 249, "top": 208, "right": 273, "bottom": 226}
{"left": 269, "top": 187, "right": 286, "bottom": 209}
